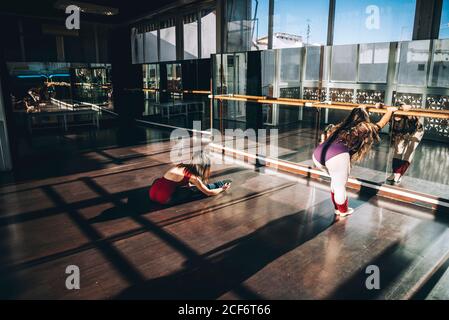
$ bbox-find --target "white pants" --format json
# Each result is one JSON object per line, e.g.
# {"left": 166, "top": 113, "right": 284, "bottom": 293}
{"left": 313, "top": 152, "right": 351, "bottom": 205}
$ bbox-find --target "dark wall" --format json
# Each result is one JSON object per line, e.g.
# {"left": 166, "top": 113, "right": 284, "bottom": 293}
{"left": 110, "top": 26, "right": 143, "bottom": 119}
{"left": 0, "top": 48, "right": 18, "bottom": 168}
{"left": 246, "top": 51, "right": 262, "bottom": 131}
{"left": 0, "top": 15, "right": 111, "bottom": 63}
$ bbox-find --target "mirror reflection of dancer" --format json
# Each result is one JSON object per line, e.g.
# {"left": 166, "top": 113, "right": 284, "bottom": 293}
{"left": 148, "top": 151, "right": 232, "bottom": 205}
{"left": 312, "top": 105, "right": 397, "bottom": 217}
{"left": 387, "top": 104, "right": 424, "bottom": 185}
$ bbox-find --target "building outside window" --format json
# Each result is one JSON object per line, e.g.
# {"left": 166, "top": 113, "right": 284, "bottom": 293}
{"left": 273, "top": 0, "right": 329, "bottom": 48}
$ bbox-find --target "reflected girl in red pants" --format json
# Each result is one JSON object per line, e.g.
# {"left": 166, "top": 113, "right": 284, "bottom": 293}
{"left": 387, "top": 103, "right": 424, "bottom": 185}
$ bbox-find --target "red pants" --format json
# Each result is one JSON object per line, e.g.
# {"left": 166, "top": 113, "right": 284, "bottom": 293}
{"left": 392, "top": 158, "right": 410, "bottom": 175}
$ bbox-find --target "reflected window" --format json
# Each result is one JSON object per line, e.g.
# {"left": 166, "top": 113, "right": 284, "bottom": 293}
{"left": 358, "top": 42, "right": 389, "bottom": 83}
{"left": 429, "top": 40, "right": 449, "bottom": 88}
{"left": 167, "top": 63, "right": 182, "bottom": 92}
{"left": 441, "top": 0, "right": 449, "bottom": 39}
{"left": 160, "top": 19, "right": 176, "bottom": 62}
{"left": 184, "top": 14, "right": 198, "bottom": 60}
{"left": 226, "top": 0, "right": 268, "bottom": 52}
{"left": 261, "top": 50, "right": 276, "bottom": 96}
{"left": 143, "top": 23, "right": 158, "bottom": 63}
{"left": 144, "top": 64, "right": 159, "bottom": 89}
{"left": 131, "top": 27, "right": 144, "bottom": 64}
{"left": 333, "top": 0, "right": 416, "bottom": 45}
{"left": 331, "top": 44, "right": 357, "bottom": 82}
{"left": 226, "top": 0, "right": 252, "bottom": 52}
{"left": 273, "top": 0, "right": 329, "bottom": 48}
{"left": 201, "top": 9, "right": 217, "bottom": 58}
{"left": 397, "top": 40, "right": 430, "bottom": 86}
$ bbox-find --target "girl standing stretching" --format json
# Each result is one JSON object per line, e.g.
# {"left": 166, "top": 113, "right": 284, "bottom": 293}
{"left": 312, "top": 105, "right": 397, "bottom": 217}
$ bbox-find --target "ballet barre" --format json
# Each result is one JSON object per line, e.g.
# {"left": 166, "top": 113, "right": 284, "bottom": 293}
{"left": 125, "top": 88, "right": 211, "bottom": 95}
{"left": 210, "top": 94, "right": 449, "bottom": 120}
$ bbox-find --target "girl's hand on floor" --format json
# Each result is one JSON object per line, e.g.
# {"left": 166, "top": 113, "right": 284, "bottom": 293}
{"left": 222, "top": 183, "right": 231, "bottom": 191}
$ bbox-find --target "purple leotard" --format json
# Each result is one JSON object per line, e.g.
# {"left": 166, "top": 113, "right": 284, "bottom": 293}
{"left": 313, "top": 140, "right": 350, "bottom": 166}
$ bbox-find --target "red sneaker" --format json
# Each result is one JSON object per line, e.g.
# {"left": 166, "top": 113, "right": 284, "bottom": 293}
{"left": 335, "top": 198, "right": 354, "bottom": 217}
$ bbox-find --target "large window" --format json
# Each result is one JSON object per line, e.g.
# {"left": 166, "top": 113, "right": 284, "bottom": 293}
{"left": 184, "top": 14, "right": 198, "bottom": 60}
{"left": 333, "top": 0, "right": 416, "bottom": 45}
{"left": 440, "top": 0, "right": 449, "bottom": 39}
{"left": 160, "top": 19, "right": 176, "bottom": 62}
{"left": 201, "top": 9, "right": 217, "bottom": 58}
{"left": 273, "top": 0, "right": 329, "bottom": 48}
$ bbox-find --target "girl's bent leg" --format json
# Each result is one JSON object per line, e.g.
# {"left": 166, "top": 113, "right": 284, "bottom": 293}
{"left": 313, "top": 154, "right": 336, "bottom": 209}
{"left": 325, "top": 153, "right": 352, "bottom": 216}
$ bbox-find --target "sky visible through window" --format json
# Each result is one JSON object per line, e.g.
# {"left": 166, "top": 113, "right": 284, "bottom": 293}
{"left": 440, "top": 0, "right": 449, "bottom": 39}
{"left": 251, "top": 0, "right": 418, "bottom": 46}
{"left": 333, "top": 0, "right": 416, "bottom": 45}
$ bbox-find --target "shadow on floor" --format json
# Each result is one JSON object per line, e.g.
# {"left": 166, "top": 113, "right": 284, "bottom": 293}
{"left": 88, "top": 187, "right": 161, "bottom": 223}
{"left": 114, "top": 199, "right": 340, "bottom": 300}
{"left": 326, "top": 220, "right": 448, "bottom": 299}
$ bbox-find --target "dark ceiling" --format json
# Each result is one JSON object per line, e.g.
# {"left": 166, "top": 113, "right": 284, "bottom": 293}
{"left": 0, "top": 0, "right": 182, "bottom": 24}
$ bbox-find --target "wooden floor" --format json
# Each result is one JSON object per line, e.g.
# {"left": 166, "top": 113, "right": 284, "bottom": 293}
{"left": 1, "top": 127, "right": 449, "bottom": 300}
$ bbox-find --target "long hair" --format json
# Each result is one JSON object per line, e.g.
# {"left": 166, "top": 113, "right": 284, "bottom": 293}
{"left": 391, "top": 102, "right": 423, "bottom": 140}
{"left": 392, "top": 116, "right": 423, "bottom": 138}
{"left": 325, "top": 107, "right": 380, "bottom": 162}
{"left": 177, "top": 151, "right": 211, "bottom": 182}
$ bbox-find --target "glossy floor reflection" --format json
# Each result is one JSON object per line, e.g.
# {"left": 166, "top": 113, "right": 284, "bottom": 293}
{"left": 1, "top": 125, "right": 449, "bottom": 299}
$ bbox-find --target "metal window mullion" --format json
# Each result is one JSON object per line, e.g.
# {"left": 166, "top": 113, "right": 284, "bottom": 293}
{"left": 268, "top": 0, "right": 274, "bottom": 50}
{"left": 327, "top": 0, "right": 336, "bottom": 46}
{"left": 299, "top": 47, "right": 307, "bottom": 121}
{"left": 157, "top": 25, "right": 161, "bottom": 62}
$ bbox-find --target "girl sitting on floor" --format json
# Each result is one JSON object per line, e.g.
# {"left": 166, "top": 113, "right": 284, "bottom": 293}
{"left": 148, "top": 151, "right": 232, "bottom": 205}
